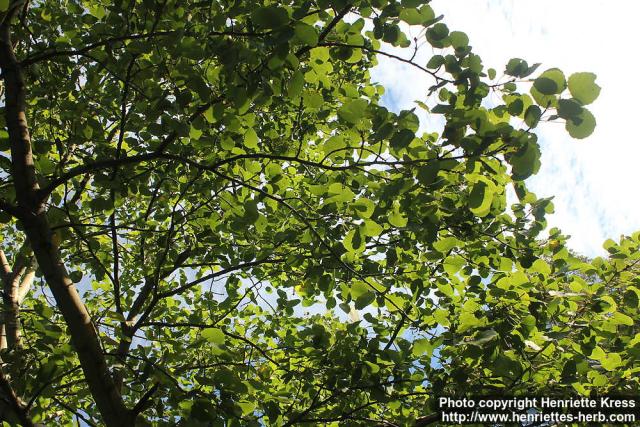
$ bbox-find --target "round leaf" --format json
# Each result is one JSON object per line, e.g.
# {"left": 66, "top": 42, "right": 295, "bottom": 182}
{"left": 566, "top": 108, "right": 596, "bottom": 139}
{"left": 294, "top": 23, "right": 318, "bottom": 46}
{"left": 469, "top": 181, "right": 494, "bottom": 217}
{"left": 202, "top": 328, "right": 226, "bottom": 344}
{"left": 449, "top": 31, "right": 469, "bottom": 49}
{"left": 338, "top": 99, "right": 368, "bottom": 124}
{"left": 251, "top": 6, "right": 289, "bottom": 29}
{"left": 568, "top": 72, "right": 601, "bottom": 105}
{"left": 533, "top": 68, "right": 566, "bottom": 95}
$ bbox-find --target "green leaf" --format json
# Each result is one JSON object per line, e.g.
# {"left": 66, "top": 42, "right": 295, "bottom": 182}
{"left": 449, "top": 31, "right": 469, "bottom": 49}
{"left": 531, "top": 259, "right": 551, "bottom": 277}
{"left": 242, "top": 200, "right": 259, "bottom": 224}
{"left": 294, "top": 23, "right": 318, "bottom": 46}
{"left": 510, "top": 140, "right": 541, "bottom": 180}
{"left": 0, "top": 0, "right": 9, "bottom": 12}
{"left": 252, "top": 6, "right": 289, "bottom": 29}
{"left": 557, "top": 98, "right": 583, "bottom": 120}
{"left": 533, "top": 68, "right": 566, "bottom": 95}
{"left": 524, "top": 105, "right": 541, "bottom": 128}
{"left": 568, "top": 72, "right": 601, "bottom": 105}
{"left": 417, "top": 162, "right": 440, "bottom": 186}
{"left": 468, "top": 181, "right": 493, "bottom": 217}
{"left": 203, "top": 107, "right": 215, "bottom": 123}
{"left": 443, "top": 255, "right": 465, "bottom": 275}
{"left": 202, "top": 328, "right": 225, "bottom": 344}
{"left": 287, "top": 70, "right": 304, "bottom": 98}
{"left": 433, "top": 236, "right": 459, "bottom": 253}
{"left": 505, "top": 58, "right": 527, "bottom": 77}
{"left": 88, "top": 4, "right": 106, "bottom": 19}
{"left": 399, "top": 8, "right": 423, "bottom": 25}
{"left": 566, "top": 108, "right": 596, "bottom": 139}
{"left": 238, "top": 401, "right": 256, "bottom": 416}
{"left": 364, "top": 361, "right": 380, "bottom": 373}
{"left": 507, "top": 98, "right": 524, "bottom": 116}
{"left": 390, "top": 129, "right": 414, "bottom": 150}
{"left": 302, "top": 91, "right": 323, "bottom": 109}
{"left": 244, "top": 128, "right": 259, "bottom": 149}
{"left": 382, "top": 25, "right": 402, "bottom": 45}
{"left": 612, "top": 312, "right": 634, "bottom": 326}
{"left": 426, "top": 55, "right": 445, "bottom": 69}
{"left": 530, "top": 85, "right": 557, "bottom": 108}
{"left": 388, "top": 210, "right": 407, "bottom": 228}
{"left": 623, "top": 287, "right": 640, "bottom": 308}
{"left": 351, "top": 281, "right": 370, "bottom": 299}
{"left": 561, "top": 359, "right": 577, "bottom": 380}
{"left": 426, "top": 23, "right": 449, "bottom": 42}
{"left": 590, "top": 346, "right": 606, "bottom": 360}
{"left": 326, "top": 182, "right": 355, "bottom": 203}
{"left": 412, "top": 338, "right": 433, "bottom": 357}
{"left": 601, "top": 352, "right": 622, "bottom": 371}
{"left": 466, "top": 329, "right": 498, "bottom": 347}
{"left": 83, "top": 125, "right": 93, "bottom": 139}
{"left": 69, "top": 271, "right": 83, "bottom": 283}
{"left": 352, "top": 198, "right": 375, "bottom": 219}
{"left": 343, "top": 228, "right": 364, "bottom": 253}
{"left": 189, "top": 125, "right": 202, "bottom": 140}
{"left": 603, "top": 238, "right": 617, "bottom": 251}
{"left": 338, "top": 99, "right": 368, "bottom": 124}
{"left": 362, "top": 220, "right": 383, "bottom": 237}
{"left": 419, "top": 5, "right": 435, "bottom": 22}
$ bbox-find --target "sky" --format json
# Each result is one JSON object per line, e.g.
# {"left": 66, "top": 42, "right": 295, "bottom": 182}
{"left": 371, "top": 0, "right": 640, "bottom": 257}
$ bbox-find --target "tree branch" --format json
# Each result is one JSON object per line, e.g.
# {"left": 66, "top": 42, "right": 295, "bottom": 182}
{"left": 297, "top": 4, "right": 353, "bottom": 56}
{"left": 0, "top": 250, "right": 10, "bottom": 281}
{"left": 157, "top": 257, "right": 283, "bottom": 299}
{"left": 0, "top": 199, "right": 24, "bottom": 219}
{"left": 38, "top": 98, "right": 217, "bottom": 201}
{"left": 140, "top": 321, "right": 282, "bottom": 367}
{"left": 21, "top": 29, "right": 270, "bottom": 67}
{"left": 130, "top": 383, "right": 159, "bottom": 417}
{"left": 0, "top": 367, "right": 34, "bottom": 427}
{"left": 318, "top": 41, "right": 450, "bottom": 82}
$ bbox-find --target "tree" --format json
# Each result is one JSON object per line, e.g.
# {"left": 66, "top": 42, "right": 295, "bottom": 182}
{"left": 0, "top": 0, "right": 636, "bottom": 425}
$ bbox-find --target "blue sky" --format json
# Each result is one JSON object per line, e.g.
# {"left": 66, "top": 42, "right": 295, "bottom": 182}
{"left": 371, "top": 0, "right": 640, "bottom": 257}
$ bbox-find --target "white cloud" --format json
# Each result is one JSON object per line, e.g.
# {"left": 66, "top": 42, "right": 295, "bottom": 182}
{"left": 372, "top": 0, "right": 640, "bottom": 257}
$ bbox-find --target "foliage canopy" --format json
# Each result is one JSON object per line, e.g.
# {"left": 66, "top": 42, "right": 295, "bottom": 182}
{"left": 0, "top": 0, "right": 637, "bottom": 426}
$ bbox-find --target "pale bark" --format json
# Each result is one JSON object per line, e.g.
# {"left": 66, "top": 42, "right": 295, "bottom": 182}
{"left": 0, "top": 249, "right": 29, "bottom": 350}
{"left": 0, "top": 13, "right": 133, "bottom": 427}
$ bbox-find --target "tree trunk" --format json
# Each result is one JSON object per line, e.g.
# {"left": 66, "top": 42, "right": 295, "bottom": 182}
{"left": 0, "top": 15, "right": 133, "bottom": 427}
